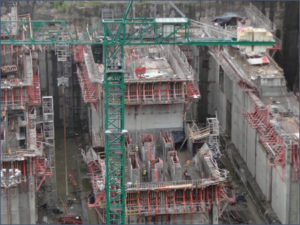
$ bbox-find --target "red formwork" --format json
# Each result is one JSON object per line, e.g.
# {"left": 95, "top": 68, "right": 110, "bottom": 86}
{"left": 86, "top": 157, "right": 105, "bottom": 223}
{"left": 35, "top": 157, "right": 52, "bottom": 191}
{"left": 73, "top": 45, "right": 99, "bottom": 104}
{"left": 125, "top": 81, "right": 193, "bottom": 105}
{"left": 186, "top": 81, "right": 201, "bottom": 99}
{"left": 168, "top": 151, "right": 180, "bottom": 164}
{"left": 140, "top": 133, "right": 154, "bottom": 145}
{"left": 129, "top": 152, "right": 140, "bottom": 169}
{"left": 135, "top": 67, "right": 146, "bottom": 75}
{"left": 125, "top": 133, "right": 134, "bottom": 152}
{"left": 73, "top": 45, "right": 85, "bottom": 63}
{"left": 1, "top": 87, "right": 26, "bottom": 110}
{"left": 242, "top": 88, "right": 290, "bottom": 181}
{"left": 160, "top": 131, "right": 173, "bottom": 147}
{"left": 244, "top": 106, "right": 286, "bottom": 164}
{"left": 291, "top": 143, "right": 299, "bottom": 181}
{"left": 126, "top": 183, "right": 235, "bottom": 220}
{"left": 55, "top": 216, "right": 83, "bottom": 224}
{"left": 75, "top": 63, "right": 98, "bottom": 103}
{"left": 17, "top": 160, "right": 27, "bottom": 183}
{"left": 27, "top": 71, "right": 41, "bottom": 105}
{"left": 140, "top": 133, "right": 155, "bottom": 161}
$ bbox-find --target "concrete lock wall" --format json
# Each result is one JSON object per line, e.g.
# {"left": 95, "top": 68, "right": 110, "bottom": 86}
{"left": 204, "top": 55, "right": 298, "bottom": 224}
{"left": 125, "top": 104, "right": 184, "bottom": 131}
{"left": 1, "top": 178, "right": 37, "bottom": 224}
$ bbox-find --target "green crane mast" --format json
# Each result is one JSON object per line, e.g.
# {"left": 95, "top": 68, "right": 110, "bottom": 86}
{"left": 1, "top": 0, "right": 275, "bottom": 224}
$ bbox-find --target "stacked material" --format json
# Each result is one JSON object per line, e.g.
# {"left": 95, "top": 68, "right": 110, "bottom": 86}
{"left": 237, "top": 27, "right": 273, "bottom": 54}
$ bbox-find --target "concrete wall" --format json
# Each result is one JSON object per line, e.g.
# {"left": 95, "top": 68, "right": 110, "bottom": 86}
{"left": 203, "top": 51, "right": 298, "bottom": 224}
{"left": 255, "top": 143, "right": 272, "bottom": 201}
{"left": 127, "top": 213, "right": 209, "bottom": 224}
{"left": 1, "top": 178, "right": 37, "bottom": 224}
{"left": 125, "top": 104, "right": 184, "bottom": 131}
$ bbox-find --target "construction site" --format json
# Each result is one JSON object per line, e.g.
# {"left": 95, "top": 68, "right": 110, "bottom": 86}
{"left": 0, "top": 1, "right": 299, "bottom": 224}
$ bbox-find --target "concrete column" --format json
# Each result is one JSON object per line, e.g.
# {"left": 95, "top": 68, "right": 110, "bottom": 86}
{"left": 283, "top": 144, "right": 291, "bottom": 224}
{"left": 211, "top": 203, "right": 218, "bottom": 224}
{"left": 29, "top": 176, "right": 36, "bottom": 224}
{"left": 267, "top": 166, "right": 272, "bottom": 201}
{"left": 1, "top": 190, "right": 8, "bottom": 224}
{"left": 11, "top": 187, "right": 20, "bottom": 224}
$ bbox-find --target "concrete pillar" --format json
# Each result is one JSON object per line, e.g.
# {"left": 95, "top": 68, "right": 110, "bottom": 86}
{"left": 283, "top": 143, "right": 291, "bottom": 224}
{"left": 11, "top": 187, "right": 20, "bottom": 224}
{"left": 267, "top": 166, "right": 272, "bottom": 201}
{"left": 29, "top": 177, "right": 36, "bottom": 224}
{"left": 1, "top": 190, "right": 8, "bottom": 224}
{"left": 211, "top": 203, "right": 218, "bottom": 224}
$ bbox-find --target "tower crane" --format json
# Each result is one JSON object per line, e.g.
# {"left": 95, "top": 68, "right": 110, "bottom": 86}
{"left": 1, "top": 0, "right": 275, "bottom": 224}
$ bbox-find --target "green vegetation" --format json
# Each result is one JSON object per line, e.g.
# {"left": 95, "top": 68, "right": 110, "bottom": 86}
{"left": 53, "top": 1, "right": 72, "bottom": 13}
{"left": 54, "top": 1, "right": 103, "bottom": 12}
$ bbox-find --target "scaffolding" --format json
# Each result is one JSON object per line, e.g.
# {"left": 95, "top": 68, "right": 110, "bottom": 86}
{"left": 83, "top": 145, "right": 233, "bottom": 223}
{"left": 1, "top": 87, "right": 27, "bottom": 110}
{"left": 42, "top": 96, "right": 55, "bottom": 144}
{"left": 125, "top": 81, "right": 188, "bottom": 105}
{"left": 140, "top": 134, "right": 155, "bottom": 162}
{"left": 0, "top": 7, "right": 55, "bottom": 224}
{"left": 35, "top": 157, "right": 52, "bottom": 191}
{"left": 75, "top": 62, "right": 99, "bottom": 103}
{"left": 160, "top": 131, "right": 174, "bottom": 162}
{"left": 126, "top": 183, "right": 234, "bottom": 219}
{"left": 55, "top": 43, "right": 71, "bottom": 62}
{"left": 27, "top": 106, "right": 38, "bottom": 153}
{"left": 189, "top": 118, "right": 219, "bottom": 145}
{"left": 72, "top": 45, "right": 100, "bottom": 105}
{"left": 242, "top": 91, "right": 295, "bottom": 181}
{"left": 82, "top": 148, "right": 106, "bottom": 222}
{"left": 27, "top": 71, "right": 41, "bottom": 105}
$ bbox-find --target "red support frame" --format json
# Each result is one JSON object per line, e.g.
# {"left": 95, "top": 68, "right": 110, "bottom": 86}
{"left": 158, "top": 82, "right": 161, "bottom": 102}
{"left": 155, "top": 191, "right": 159, "bottom": 215}
{"left": 35, "top": 157, "right": 53, "bottom": 191}
{"left": 27, "top": 71, "right": 41, "bottom": 105}
{"left": 291, "top": 144, "right": 299, "bottom": 181}
{"left": 190, "top": 189, "right": 194, "bottom": 223}
{"left": 127, "top": 83, "right": 131, "bottom": 104}
{"left": 206, "top": 188, "right": 211, "bottom": 212}
{"left": 11, "top": 87, "right": 14, "bottom": 108}
{"left": 147, "top": 190, "right": 151, "bottom": 215}
{"left": 137, "top": 191, "right": 141, "bottom": 215}
{"left": 164, "top": 190, "right": 169, "bottom": 215}
{"left": 183, "top": 189, "right": 187, "bottom": 213}
{"left": 5, "top": 89, "right": 8, "bottom": 110}
{"left": 243, "top": 91, "right": 287, "bottom": 180}
{"left": 166, "top": 81, "right": 170, "bottom": 102}
{"left": 73, "top": 45, "right": 99, "bottom": 106}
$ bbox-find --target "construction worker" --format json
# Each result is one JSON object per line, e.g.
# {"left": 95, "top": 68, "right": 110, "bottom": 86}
{"left": 183, "top": 169, "right": 191, "bottom": 180}
{"left": 142, "top": 169, "right": 147, "bottom": 176}
{"left": 142, "top": 168, "right": 147, "bottom": 182}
